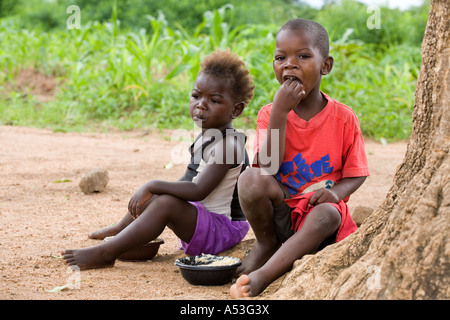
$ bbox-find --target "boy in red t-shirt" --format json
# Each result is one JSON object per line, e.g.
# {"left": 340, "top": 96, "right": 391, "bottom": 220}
{"left": 230, "top": 19, "right": 370, "bottom": 298}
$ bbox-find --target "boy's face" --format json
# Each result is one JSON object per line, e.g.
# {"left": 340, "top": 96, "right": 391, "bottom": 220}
{"left": 273, "top": 29, "right": 332, "bottom": 97}
{"left": 189, "top": 73, "right": 242, "bottom": 132}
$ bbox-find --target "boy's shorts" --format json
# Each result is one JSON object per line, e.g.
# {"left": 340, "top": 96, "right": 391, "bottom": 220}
{"left": 273, "top": 180, "right": 295, "bottom": 243}
{"left": 273, "top": 179, "right": 355, "bottom": 249}
{"left": 180, "top": 201, "right": 250, "bottom": 256}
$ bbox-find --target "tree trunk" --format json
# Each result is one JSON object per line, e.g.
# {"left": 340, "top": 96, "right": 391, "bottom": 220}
{"left": 265, "top": 0, "right": 449, "bottom": 300}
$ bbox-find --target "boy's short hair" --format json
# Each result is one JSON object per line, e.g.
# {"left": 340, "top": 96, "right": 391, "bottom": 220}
{"left": 279, "top": 18, "right": 330, "bottom": 58}
{"left": 199, "top": 49, "right": 255, "bottom": 108}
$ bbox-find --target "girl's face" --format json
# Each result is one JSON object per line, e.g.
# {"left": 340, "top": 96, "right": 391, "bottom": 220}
{"left": 189, "top": 73, "right": 242, "bottom": 132}
{"left": 273, "top": 29, "right": 332, "bottom": 98}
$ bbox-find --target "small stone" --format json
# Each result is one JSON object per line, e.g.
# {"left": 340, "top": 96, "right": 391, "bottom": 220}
{"left": 79, "top": 167, "right": 109, "bottom": 194}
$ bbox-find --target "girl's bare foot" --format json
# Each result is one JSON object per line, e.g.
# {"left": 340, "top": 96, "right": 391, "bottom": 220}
{"left": 61, "top": 245, "right": 115, "bottom": 270}
{"left": 88, "top": 212, "right": 134, "bottom": 240}
{"left": 88, "top": 224, "right": 121, "bottom": 240}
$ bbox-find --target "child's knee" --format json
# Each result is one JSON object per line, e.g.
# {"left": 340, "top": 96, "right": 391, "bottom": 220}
{"left": 238, "top": 167, "right": 259, "bottom": 187}
{"left": 148, "top": 194, "right": 181, "bottom": 214}
{"left": 310, "top": 204, "right": 341, "bottom": 234}
{"left": 238, "top": 168, "right": 262, "bottom": 198}
{"left": 151, "top": 194, "right": 172, "bottom": 206}
{"left": 238, "top": 167, "right": 280, "bottom": 200}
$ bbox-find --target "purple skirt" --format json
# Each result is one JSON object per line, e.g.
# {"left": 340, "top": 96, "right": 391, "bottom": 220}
{"left": 180, "top": 201, "right": 249, "bottom": 256}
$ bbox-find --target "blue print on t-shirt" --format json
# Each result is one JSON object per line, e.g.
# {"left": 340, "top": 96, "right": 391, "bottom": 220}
{"left": 275, "top": 152, "right": 334, "bottom": 196}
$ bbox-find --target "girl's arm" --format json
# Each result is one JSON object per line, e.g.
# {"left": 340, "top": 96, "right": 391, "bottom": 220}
{"left": 128, "top": 135, "right": 242, "bottom": 217}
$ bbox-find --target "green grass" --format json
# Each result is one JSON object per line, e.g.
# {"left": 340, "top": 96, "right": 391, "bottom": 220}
{"left": 0, "top": 3, "right": 424, "bottom": 141}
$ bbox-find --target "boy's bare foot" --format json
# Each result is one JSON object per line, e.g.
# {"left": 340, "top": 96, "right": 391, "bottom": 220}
{"left": 230, "top": 274, "right": 251, "bottom": 298}
{"left": 237, "top": 241, "right": 279, "bottom": 276}
{"left": 61, "top": 246, "right": 115, "bottom": 270}
{"left": 88, "top": 224, "right": 121, "bottom": 240}
{"left": 230, "top": 272, "right": 268, "bottom": 298}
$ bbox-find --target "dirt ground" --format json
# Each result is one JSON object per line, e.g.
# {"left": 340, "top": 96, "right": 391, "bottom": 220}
{"left": 0, "top": 125, "right": 407, "bottom": 300}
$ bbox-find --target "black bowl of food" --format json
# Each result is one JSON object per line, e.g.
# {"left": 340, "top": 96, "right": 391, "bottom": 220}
{"left": 104, "top": 237, "right": 164, "bottom": 261}
{"left": 174, "top": 254, "right": 241, "bottom": 286}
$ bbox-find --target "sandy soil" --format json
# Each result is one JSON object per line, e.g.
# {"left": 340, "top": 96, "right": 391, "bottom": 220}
{"left": 0, "top": 125, "right": 407, "bottom": 300}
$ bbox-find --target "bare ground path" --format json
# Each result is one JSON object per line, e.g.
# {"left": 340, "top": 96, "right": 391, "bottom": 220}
{"left": 0, "top": 125, "right": 406, "bottom": 299}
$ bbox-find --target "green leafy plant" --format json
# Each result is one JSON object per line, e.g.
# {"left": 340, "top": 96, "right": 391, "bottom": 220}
{"left": 0, "top": 1, "right": 427, "bottom": 141}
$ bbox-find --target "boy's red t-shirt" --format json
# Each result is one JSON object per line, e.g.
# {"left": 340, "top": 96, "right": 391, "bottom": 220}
{"left": 254, "top": 93, "right": 370, "bottom": 241}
